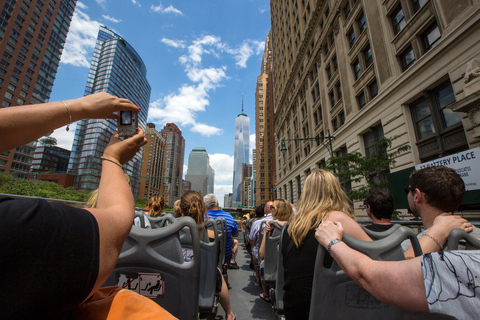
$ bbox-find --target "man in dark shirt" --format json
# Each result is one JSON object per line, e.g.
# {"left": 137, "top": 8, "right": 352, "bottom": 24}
{"left": 364, "top": 189, "right": 394, "bottom": 232}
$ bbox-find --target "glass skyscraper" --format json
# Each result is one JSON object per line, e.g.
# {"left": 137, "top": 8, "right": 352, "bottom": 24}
{"left": 232, "top": 104, "right": 250, "bottom": 207}
{"left": 185, "top": 147, "right": 214, "bottom": 196}
{"left": 68, "top": 26, "right": 151, "bottom": 196}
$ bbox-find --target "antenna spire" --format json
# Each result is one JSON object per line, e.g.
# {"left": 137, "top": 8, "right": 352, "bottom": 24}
{"left": 242, "top": 93, "right": 244, "bottom": 113}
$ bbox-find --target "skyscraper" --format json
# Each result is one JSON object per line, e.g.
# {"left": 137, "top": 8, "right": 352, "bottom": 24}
{"left": 68, "top": 26, "right": 151, "bottom": 196}
{"left": 255, "top": 31, "right": 275, "bottom": 206}
{"left": 184, "top": 147, "right": 215, "bottom": 197}
{"left": 160, "top": 123, "right": 185, "bottom": 207}
{"left": 138, "top": 123, "right": 167, "bottom": 201}
{"left": 232, "top": 97, "right": 250, "bottom": 207}
{"left": 0, "top": 0, "right": 77, "bottom": 178}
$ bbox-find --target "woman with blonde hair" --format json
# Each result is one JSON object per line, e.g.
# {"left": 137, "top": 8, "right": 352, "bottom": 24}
{"left": 147, "top": 194, "right": 165, "bottom": 217}
{"left": 180, "top": 191, "right": 236, "bottom": 320}
{"left": 282, "top": 169, "right": 371, "bottom": 320}
{"left": 173, "top": 200, "right": 182, "bottom": 218}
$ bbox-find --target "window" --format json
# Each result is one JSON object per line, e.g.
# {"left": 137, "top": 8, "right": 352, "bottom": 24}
{"left": 347, "top": 28, "right": 356, "bottom": 48}
{"left": 391, "top": 5, "right": 406, "bottom": 35}
{"left": 344, "top": 2, "right": 351, "bottom": 19}
{"left": 4, "top": 92, "right": 13, "bottom": 100}
{"left": 422, "top": 23, "right": 441, "bottom": 52}
{"left": 400, "top": 46, "right": 415, "bottom": 71}
{"left": 329, "top": 91, "right": 335, "bottom": 107}
{"left": 353, "top": 59, "right": 361, "bottom": 80}
{"left": 358, "top": 92, "right": 366, "bottom": 109}
{"left": 326, "top": 65, "right": 332, "bottom": 80}
{"left": 412, "top": 0, "right": 427, "bottom": 12}
{"left": 364, "top": 124, "right": 385, "bottom": 157}
{"left": 333, "top": 55, "right": 338, "bottom": 71}
{"left": 357, "top": 12, "right": 366, "bottom": 33}
{"left": 363, "top": 45, "right": 373, "bottom": 67}
{"left": 336, "top": 82, "right": 342, "bottom": 100}
{"left": 367, "top": 81, "right": 377, "bottom": 100}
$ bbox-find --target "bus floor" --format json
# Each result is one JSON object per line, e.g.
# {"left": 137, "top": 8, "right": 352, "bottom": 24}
{"left": 224, "top": 233, "right": 279, "bottom": 320}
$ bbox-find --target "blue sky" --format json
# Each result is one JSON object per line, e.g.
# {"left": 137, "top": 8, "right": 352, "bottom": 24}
{"left": 49, "top": 0, "right": 271, "bottom": 205}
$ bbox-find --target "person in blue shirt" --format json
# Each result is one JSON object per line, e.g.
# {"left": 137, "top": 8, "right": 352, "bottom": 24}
{"left": 204, "top": 194, "right": 240, "bottom": 269}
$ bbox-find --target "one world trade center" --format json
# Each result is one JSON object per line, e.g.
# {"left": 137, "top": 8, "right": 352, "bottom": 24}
{"left": 232, "top": 99, "right": 250, "bottom": 207}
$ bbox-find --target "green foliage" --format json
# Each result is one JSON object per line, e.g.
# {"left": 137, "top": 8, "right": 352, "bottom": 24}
{"left": 325, "top": 136, "right": 411, "bottom": 202}
{"left": 39, "top": 136, "right": 57, "bottom": 147}
{"left": 0, "top": 174, "right": 89, "bottom": 202}
{"left": 134, "top": 198, "right": 148, "bottom": 208}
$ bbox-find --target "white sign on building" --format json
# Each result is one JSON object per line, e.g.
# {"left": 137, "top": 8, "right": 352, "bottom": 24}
{"left": 415, "top": 147, "right": 480, "bottom": 191}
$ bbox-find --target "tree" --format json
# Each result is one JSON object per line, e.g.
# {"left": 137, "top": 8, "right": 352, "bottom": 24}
{"left": 325, "top": 136, "right": 410, "bottom": 202}
{"left": 39, "top": 136, "right": 57, "bottom": 147}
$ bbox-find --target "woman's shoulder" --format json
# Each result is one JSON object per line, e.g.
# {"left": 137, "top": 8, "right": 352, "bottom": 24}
{"left": 327, "top": 210, "right": 353, "bottom": 221}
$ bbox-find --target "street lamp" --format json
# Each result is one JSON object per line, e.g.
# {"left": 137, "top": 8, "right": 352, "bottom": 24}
{"left": 280, "top": 130, "right": 336, "bottom": 158}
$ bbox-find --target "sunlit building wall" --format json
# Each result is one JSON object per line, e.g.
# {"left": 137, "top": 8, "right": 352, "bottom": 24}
{"left": 68, "top": 26, "right": 151, "bottom": 196}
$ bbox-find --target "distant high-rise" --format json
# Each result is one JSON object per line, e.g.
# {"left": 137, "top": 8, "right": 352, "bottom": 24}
{"left": 31, "top": 145, "right": 71, "bottom": 173}
{"left": 255, "top": 31, "right": 275, "bottom": 206}
{"left": 232, "top": 96, "right": 250, "bottom": 207}
{"left": 0, "top": 0, "right": 77, "bottom": 178}
{"left": 161, "top": 123, "right": 185, "bottom": 207}
{"left": 185, "top": 147, "right": 214, "bottom": 197}
{"left": 138, "top": 123, "right": 167, "bottom": 201}
{"left": 68, "top": 26, "right": 151, "bottom": 196}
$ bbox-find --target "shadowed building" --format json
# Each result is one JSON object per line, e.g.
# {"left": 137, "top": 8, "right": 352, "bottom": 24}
{"left": 0, "top": 0, "right": 77, "bottom": 179}
{"left": 161, "top": 123, "right": 185, "bottom": 207}
{"left": 184, "top": 147, "right": 215, "bottom": 197}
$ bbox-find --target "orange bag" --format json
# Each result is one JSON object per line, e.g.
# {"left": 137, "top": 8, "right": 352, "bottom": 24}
{"left": 72, "top": 286, "right": 178, "bottom": 320}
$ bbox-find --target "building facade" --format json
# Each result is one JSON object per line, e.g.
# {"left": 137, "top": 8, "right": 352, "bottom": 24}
{"left": 0, "top": 0, "right": 77, "bottom": 178}
{"left": 31, "top": 145, "right": 70, "bottom": 173}
{"left": 241, "top": 163, "right": 253, "bottom": 207}
{"left": 184, "top": 147, "right": 214, "bottom": 197}
{"left": 160, "top": 123, "right": 185, "bottom": 207}
{"left": 232, "top": 100, "right": 250, "bottom": 207}
{"left": 68, "top": 26, "right": 151, "bottom": 196}
{"left": 255, "top": 31, "right": 276, "bottom": 206}
{"left": 271, "top": 0, "right": 480, "bottom": 216}
{"left": 224, "top": 193, "right": 233, "bottom": 208}
{"left": 138, "top": 123, "right": 167, "bottom": 201}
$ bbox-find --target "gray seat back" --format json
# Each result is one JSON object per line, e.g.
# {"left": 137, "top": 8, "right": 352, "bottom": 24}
{"left": 134, "top": 210, "right": 146, "bottom": 228}
{"left": 197, "top": 219, "right": 219, "bottom": 311}
{"left": 263, "top": 221, "right": 283, "bottom": 285}
{"left": 447, "top": 228, "right": 480, "bottom": 250}
{"left": 214, "top": 218, "right": 227, "bottom": 269}
{"left": 308, "top": 226, "right": 427, "bottom": 319}
{"left": 271, "top": 223, "right": 287, "bottom": 315}
{"left": 103, "top": 216, "right": 201, "bottom": 320}
{"left": 149, "top": 213, "right": 176, "bottom": 228}
{"left": 361, "top": 224, "right": 401, "bottom": 240}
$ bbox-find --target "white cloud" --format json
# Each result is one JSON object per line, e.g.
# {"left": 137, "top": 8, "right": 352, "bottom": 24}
{"left": 209, "top": 153, "right": 233, "bottom": 183}
{"left": 150, "top": 3, "right": 183, "bottom": 15}
{"left": 183, "top": 164, "right": 188, "bottom": 178}
{"left": 49, "top": 123, "right": 77, "bottom": 150}
{"left": 102, "top": 15, "right": 122, "bottom": 23}
{"left": 192, "top": 123, "right": 223, "bottom": 136}
{"left": 131, "top": 0, "right": 141, "bottom": 7}
{"left": 95, "top": 0, "right": 108, "bottom": 9}
{"left": 61, "top": 6, "right": 101, "bottom": 67}
{"left": 161, "top": 38, "right": 186, "bottom": 49}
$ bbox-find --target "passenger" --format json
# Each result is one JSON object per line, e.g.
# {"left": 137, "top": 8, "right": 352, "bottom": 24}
{"left": 249, "top": 201, "right": 274, "bottom": 286}
{"left": 364, "top": 189, "right": 394, "bottom": 231}
{"left": 315, "top": 220, "right": 479, "bottom": 319}
{"left": 0, "top": 93, "right": 177, "bottom": 318}
{"left": 290, "top": 202, "right": 297, "bottom": 214}
{"left": 181, "top": 191, "right": 236, "bottom": 320}
{"left": 258, "top": 199, "right": 294, "bottom": 303}
{"left": 147, "top": 194, "right": 165, "bottom": 217}
{"left": 402, "top": 166, "right": 480, "bottom": 257}
{"left": 204, "top": 194, "right": 240, "bottom": 269}
{"left": 282, "top": 169, "right": 371, "bottom": 320}
{"left": 173, "top": 199, "right": 182, "bottom": 217}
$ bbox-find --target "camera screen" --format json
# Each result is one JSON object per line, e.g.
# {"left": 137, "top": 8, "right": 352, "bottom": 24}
{"left": 120, "top": 111, "right": 132, "bottom": 125}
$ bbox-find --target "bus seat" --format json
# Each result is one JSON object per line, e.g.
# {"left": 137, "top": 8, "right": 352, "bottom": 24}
{"left": 361, "top": 224, "right": 401, "bottom": 240}
{"left": 263, "top": 221, "right": 283, "bottom": 286}
{"left": 270, "top": 224, "right": 287, "bottom": 315}
{"left": 308, "top": 226, "right": 434, "bottom": 319}
{"left": 149, "top": 213, "right": 176, "bottom": 228}
{"left": 447, "top": 228, "right": 480, "bottom": 250}
{"left": 133, "top": 210, "right": 146, "bottom": 228}
{"left": 214, "top": 218, "right": 227, "bottom": 270}
{"left": 102, "top": 216, "right": 201, "bottom": 320}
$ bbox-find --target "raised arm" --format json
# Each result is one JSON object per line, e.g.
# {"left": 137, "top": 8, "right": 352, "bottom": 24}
{"left": 84, "top": 128, "right": 147, "bottom": 299}
{"left": 0, "top": 92, "right": 140, "bottom": 153}
{"left": 404, "top": 213, "right": 473, "bottom": 259}
{"left": 315, "top": 221, "right": 428, "bottom": 312}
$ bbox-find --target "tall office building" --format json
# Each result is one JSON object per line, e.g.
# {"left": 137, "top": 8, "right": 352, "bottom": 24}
{"left": 271, "top": 0, "right": 480, "bottom": 216}
{"left": 68, "top": 26, "right": 151, "bottom": 196}
{"left": 232, "top": 98, "right": 250, "bottom": 207}
{"left": 255, "top": 31, "right": 276, "bottom": 206}
{"left": 184, "top": 147, "right": 214, "bottom": 197}
{"left": 138, "top": 123, "right": 167, "bottom": 201}
{"left": 0, "top": 0, "right": 77, "bottom": 178}
{"left": 160, "top": 123, "right": 185, "bottom": 207}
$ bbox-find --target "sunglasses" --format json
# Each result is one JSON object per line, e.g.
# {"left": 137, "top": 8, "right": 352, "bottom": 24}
{"left": 404, "top": 186, "right": 416, "bottom": 195}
